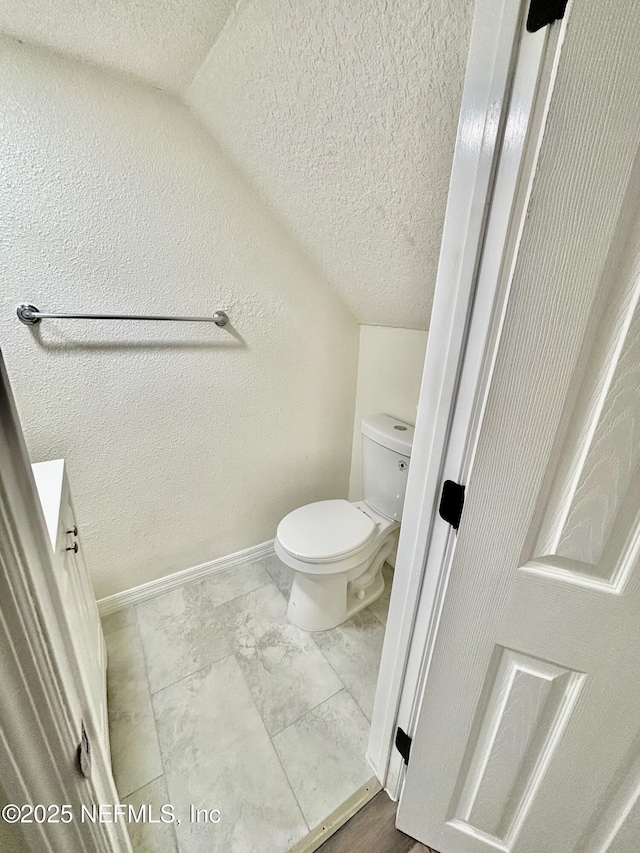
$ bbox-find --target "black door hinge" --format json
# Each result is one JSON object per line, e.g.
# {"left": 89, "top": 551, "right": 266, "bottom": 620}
{"left": 395, "top": 727, "right": 412, "bottom": 766}
{"left": 526, "top": 0, "right": 569, "bottom": 33}
{"left": 439, "top": 480, "right": 465, "bottom": 531}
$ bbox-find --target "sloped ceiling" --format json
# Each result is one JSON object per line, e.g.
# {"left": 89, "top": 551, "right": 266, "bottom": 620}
{"left": 0, "top": 0, "right": 238, "bottom": 91}
{"left": 0, "top": 0, "right": 473, "bottom": 330}
{"left": 189, "top": 0, "right": 472, "bottom": 329}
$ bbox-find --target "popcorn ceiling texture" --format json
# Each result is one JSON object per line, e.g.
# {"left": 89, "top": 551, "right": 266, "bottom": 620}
{"left": 0, "top": 1, "right": 471, "bottom": 594}
{"left": 0, "top": 0, "right": 238, "bottom": 92}
{"left": 189, "top": 0, "right": 473, "bottom": 329}
{"left": 0, "top": 38, "right": 358, "bottom": 597}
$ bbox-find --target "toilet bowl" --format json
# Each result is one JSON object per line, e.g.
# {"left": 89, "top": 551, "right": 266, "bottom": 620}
{"left": 275, "top": 414, "right": 414, "bottom": 632}
{"left": 275, "top": 500, "right": 398, "bottom": 631}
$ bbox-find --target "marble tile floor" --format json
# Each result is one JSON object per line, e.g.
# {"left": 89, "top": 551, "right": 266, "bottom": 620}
{"left": 103, "top": 554, "right": 394, "bottom": 853}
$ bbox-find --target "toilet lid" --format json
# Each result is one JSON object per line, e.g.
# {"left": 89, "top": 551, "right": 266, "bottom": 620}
{"left": 276, "top": 500, "right": 376, "bottom": 562}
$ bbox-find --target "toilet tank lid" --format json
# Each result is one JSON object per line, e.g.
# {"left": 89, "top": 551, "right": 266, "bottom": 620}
{"left": 361, "top": 414, "right": 414, "bottom": 455}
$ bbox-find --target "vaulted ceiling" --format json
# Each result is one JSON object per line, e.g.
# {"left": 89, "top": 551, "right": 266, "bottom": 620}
{"left": 0, "top": 0, "right": 473, "bottom": 329}
{"left": 0, "top": 0, "right": 238, "bottom": 91}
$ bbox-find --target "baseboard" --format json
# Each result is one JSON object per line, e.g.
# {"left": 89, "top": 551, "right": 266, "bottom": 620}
{"left": 97, "top": 539, "right": 275, "bottom": 617}
{"left": 288, "top": 777, "right": 382, "bottom": 853}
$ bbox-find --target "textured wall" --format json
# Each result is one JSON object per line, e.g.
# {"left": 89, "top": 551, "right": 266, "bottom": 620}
{"left": 0, "top": 0, "right": 474, "bottom": 596}
{"left": 0, "top": 38, "right": 358, "bottom": 598}
{"left": 189, "top": 0, "right": 473, "bottom": 330}
{"left": 348, "top": 326, "right": 427, "bottom": 501}
{"left": 0, "top": 0, "right": 472, "bottom": 330}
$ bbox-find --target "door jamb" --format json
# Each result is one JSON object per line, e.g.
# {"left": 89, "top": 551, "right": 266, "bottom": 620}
{"left": 367, "top": 0, "right": 567, "bottom": 798}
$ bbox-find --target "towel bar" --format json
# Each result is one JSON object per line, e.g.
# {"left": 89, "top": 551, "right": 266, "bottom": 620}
{"left": 17, "top": 304, "right": 229, "bottom": 327}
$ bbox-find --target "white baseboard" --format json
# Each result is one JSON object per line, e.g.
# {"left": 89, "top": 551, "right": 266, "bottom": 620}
{"left": 97, "top": 539, "right": 275, "bottom": 617}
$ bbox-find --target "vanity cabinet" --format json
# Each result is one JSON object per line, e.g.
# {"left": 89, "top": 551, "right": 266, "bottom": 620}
{"left": 31, "top": 459, "right": 108, "bottom": 754}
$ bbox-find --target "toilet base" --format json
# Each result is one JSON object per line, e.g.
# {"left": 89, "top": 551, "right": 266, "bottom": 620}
{"left": 287, "top": 569, "right": 385, "bottom": 632}
{"left": 286, "top": 538, "right": 393, "bottom": 632}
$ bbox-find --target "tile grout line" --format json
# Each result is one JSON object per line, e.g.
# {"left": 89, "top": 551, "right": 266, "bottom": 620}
{"left": 140, "top": 560, "right": 273, "bottom": 615}
{"left": 369, "top": 605, "right": 387, "bottom": 627}
{"left": 310, "top": 605, "right": 391, "bottom": 725}
{"left": 315, "top": 654, "right": 374, "bottom": 724}
{"left": 136, "top": 563, "right": 277, "bottom": 695}
{"left": 148, "top": 651, "right": 236, "bottom": 697}
{"left": 270, "top": 685, "right": 376, "bottom": 839}
{"left": 346, "top": 690, "right": 374, "bottom": 725}
{"left": 99, "top": 543, "right": 276, "bottom": 616}
{"left": 219, "top": 643, "right": 311, "bottom": 839}
{"left": 141, "top": 580, "right": 280, "bottom": 697}
{"left": 135, "top": 566, "right": 311, "bottom": 843}
{"left": 315, "top": 614, "right": 381, "bottom": 721}
{"left": 122, "top": 773, "right": 164, "bottom": 802}
{"left": 308, "top": 635, "right": 361, "bottom": 715}
{"left": 263, "top": 562, "right": 293, "bottom": 599}
{"left": 198, "top": 565, "right": 332, "bottom": 838}
{"left": 131, "top": 604, "right": 181, "bottom": 852}
{"left": 270, "top": 728, "right": 312, "bottom": 835}
{"left": 264, "top": 582, "right": 378, "bottom": 735}
{"left": 270, "top": 685, "right": 347, "bottom": 739}
{"left": 220, "top": 578, "right": 317, "bottom": 836}
{"left": 264, "top": 582, "right": 353, "bottom": 706}
{"left": 261, "top": 591, "right": 377, "bottom": 835}
{"left": 104, "top": 616, "right": 165, "bottom": 801}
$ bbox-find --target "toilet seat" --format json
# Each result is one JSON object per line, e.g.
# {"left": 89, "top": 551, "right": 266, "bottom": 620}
{"left": 276, "top": 499, "right": 376, "bottom": 563}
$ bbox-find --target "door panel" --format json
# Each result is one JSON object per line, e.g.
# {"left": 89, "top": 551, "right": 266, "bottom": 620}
{"left": 533, "top": 210, "right": 640, "bottom": 584}
{"left": 450, "top": 647, "right": 583, "bottom": 849}
{"left": 60, "top": 480, "right": 109, "bottom": 750}
{"left": 397, "top": 1, "right": 640, "bottom": 850}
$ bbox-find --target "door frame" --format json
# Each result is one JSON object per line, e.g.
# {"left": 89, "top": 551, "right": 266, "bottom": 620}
{"left": 0, "top": 353, "right": 131, "bottom": 853}
{"left": 368, "top": 0, "right": 567, "bottom": 797}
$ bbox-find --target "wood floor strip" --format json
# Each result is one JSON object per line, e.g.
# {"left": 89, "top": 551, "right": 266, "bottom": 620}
{"left": 288, "top": 777, "right": 382, "bottom": 853}
{"left": 313, "top": 790, "right": 434, "bottom": 853}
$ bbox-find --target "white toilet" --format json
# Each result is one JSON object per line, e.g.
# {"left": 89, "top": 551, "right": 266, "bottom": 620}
{"left": 275, "top": 414, "right": 414, "bottom": 631}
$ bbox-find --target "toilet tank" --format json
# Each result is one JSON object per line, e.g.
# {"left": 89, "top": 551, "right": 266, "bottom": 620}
{"left": 361, "top": 414, "right": 414, "bottom": 521}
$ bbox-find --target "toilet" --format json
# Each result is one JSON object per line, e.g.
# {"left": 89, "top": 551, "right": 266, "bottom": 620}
{"left": 275, "top": 413, "right": 414, "bottom": 631}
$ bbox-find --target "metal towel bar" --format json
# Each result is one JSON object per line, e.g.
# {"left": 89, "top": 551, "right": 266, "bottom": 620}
{"left": 17, "top": 304, "right": 229, "bottom": 327}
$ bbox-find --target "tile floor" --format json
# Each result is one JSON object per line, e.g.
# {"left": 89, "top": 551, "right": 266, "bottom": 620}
{"left": 103, "top": 554, "right": 394, "bottom": 853}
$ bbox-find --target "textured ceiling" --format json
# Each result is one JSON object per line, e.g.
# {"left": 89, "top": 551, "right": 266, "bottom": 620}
{"left": 189, "top": 0, "right": 472, "bottom": 329}
{"left": 0, "top": 0, "right": 238, "bottom": 91}
{"left": 0, "top": 0, "right": 473, "bottom": 329}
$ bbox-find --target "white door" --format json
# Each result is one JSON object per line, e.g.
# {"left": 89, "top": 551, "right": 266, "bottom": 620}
{"left": 0, "top": 354, "right": 130, "bottom": 853}
{"left": 397, "top": 2, "right": 640, "bottom": 851}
